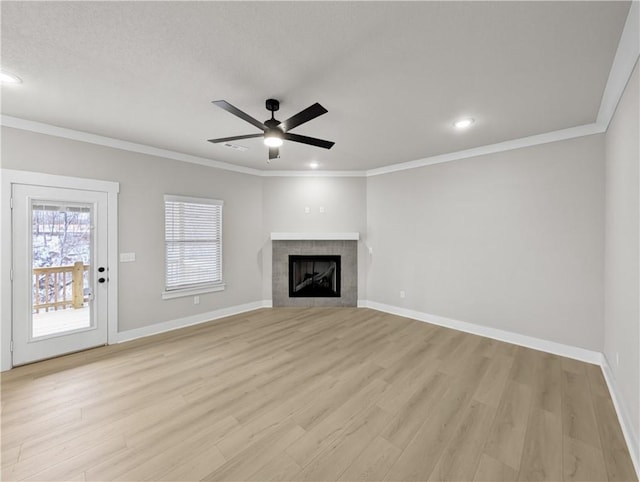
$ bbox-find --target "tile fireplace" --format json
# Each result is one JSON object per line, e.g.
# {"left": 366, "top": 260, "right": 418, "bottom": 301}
{"left": 271, "top": 233, "right": 358, "bottom": 307}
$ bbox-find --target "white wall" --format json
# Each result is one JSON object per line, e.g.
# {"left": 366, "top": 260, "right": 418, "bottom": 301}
{"left": 3, "top": 113, "right": 638, "bottom": 468}
{"left": 1, "top": 127, "right": 264, "bottom": 333}
{"left": 367, "top": 134, "right": 605, "bottom": 351}
{"left": 2, "top": 124, "right": 607, "bottom": 353}
{"left": 604, "top": 61, "right": 639, "bottom": 462}
{"left": 261, "top": 176, "right": 367, "bottom": 301}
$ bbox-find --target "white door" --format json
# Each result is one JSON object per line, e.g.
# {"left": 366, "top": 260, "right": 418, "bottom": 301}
{"left": 12, "top": 184, "right": 109, "bottom": 365}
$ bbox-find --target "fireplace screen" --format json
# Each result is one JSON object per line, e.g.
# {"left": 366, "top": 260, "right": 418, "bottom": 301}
{"left": 289, "top": 255, "right": 341, "bottom": 297}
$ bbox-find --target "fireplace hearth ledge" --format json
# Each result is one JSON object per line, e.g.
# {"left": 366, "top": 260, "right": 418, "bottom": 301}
{"left": 271, "top": 232, "right": 359, "bottom": 241}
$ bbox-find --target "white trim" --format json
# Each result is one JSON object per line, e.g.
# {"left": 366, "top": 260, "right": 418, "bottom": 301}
{"left": 595, "top": 6, "right": 640, "bottom": 476}
{"left": 2, "top": 0, "right": 638, "bottom": 184}
{"left": 361, "top": 299, "right": 637, "bottom": 477}
{"left": 1, "top": 168, "right": 119, "bottom": 194}
{"left": 601, "top": 354, "right": 640, "bottom": 478}
{"left": 0, "top": 116, "right": 262, "bottom": 177}
{"left": 365, "top": 123, "right": 605, "bottom": 177}
{"left": 116, "top": 300, "right": 267, "bottom": 343}
{"left": 1, "top": 172, "right": 14, "bottom": 371}
{"left": 0, "top": 4, "right": 636, "bottom": 183}
{"left": 107, "top": 190, "right": 119, "bottom": 345}
{"left": 0, "top": 169, "right": 119, "bottom": 371}
{"left": 362, "top": 300, "right": 602, "bottom": 364}
{"left": 2, "top": 115, "right": 604, "bottom": 179}
{"left": 597, "top": 1, "right": 640, "bottom": 129}
{"left": 262, "top": 170, "right": 365, "bottom": 178}
{"left": 1, "top": 115, "right": 365, "bottom": 178}
{"left": 161, "top": 283, "right": 226, "bottom": 300}
{"left": 270, "top": 232, "right": 360, "bottom": 241}
{"left": 262, "top": 299, "right": 273, "bottom": 308}
{"left": 0, "top": 115, "right": 612, "bottom": 179}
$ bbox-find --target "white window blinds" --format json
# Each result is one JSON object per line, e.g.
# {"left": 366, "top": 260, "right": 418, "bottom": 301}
{"left": 164, "top": 195, "right": 223, "bottom": 292}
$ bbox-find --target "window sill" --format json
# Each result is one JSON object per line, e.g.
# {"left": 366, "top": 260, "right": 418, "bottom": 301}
{"left": 161, "top": 283, "right": 226, "bottom": 300}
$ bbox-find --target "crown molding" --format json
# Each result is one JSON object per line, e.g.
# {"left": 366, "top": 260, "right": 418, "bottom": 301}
{"left": 0, "top": 115, "right": 263, "bottom": 177}
{"left": 365, "top": 122, "right": 605, "bottom": 177}
{"left": 261, "top": 170, "right": 365, "bottom": 177}
{"left": 2, "top": 5, "right": 637, "bottom": 179}
{"left": 1, "top": 114, "right": 606, "bottom": 180}
{"left": 597, "top": 0, "right": 640, "bottom": 129}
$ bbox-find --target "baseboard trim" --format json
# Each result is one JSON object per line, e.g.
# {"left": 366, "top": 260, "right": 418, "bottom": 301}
{"left": 116, "top": 300, "right": 269, "bottom": 343}
{"left": 601, "top": 354, "right": 640, "bottom": 478}
{"left": 14, "top": 297, "right": 637, "bottom": 478}
{"left": 119, "top": 300, "right": 602, "bottom": 365}
{"left": 362, "top": 300, "right": 602, "bottom": 364}
{"left": 362, "top": 300, "right": 638, "bottom": 478}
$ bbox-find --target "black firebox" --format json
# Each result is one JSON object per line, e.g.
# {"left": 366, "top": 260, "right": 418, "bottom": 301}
{"left": 289, "top": 255, "right": 341, "bottom": 297}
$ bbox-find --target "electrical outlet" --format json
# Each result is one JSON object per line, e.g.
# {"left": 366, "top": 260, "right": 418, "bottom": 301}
{"left": 304, "top": 206, "right": 310, "bottom": 214}
{"left": 319, "top": 206, "right": 325, "bottom": 213}
{"left": 400, "top": 290, "right": 405, "bottom": 299}
{"left": 194, "top": 296, "right": 200, "bottom": 305}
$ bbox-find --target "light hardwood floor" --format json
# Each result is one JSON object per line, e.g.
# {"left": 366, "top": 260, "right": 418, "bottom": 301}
{"left": 1, "top": 308, "right": 637, "bottom": 481}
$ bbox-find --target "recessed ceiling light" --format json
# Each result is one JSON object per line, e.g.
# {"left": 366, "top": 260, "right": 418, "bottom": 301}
{"left": 453, "top": 118, "right": 475, "bottom": 129}
{"left": 310, "top": 162, "right": 319, "bottom": 169}
{"left": 0, "top": 71, "right": 22, "bottom": 84}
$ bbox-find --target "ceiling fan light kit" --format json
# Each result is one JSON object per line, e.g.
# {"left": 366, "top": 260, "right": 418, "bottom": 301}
{"left": 264, "top": 132, "right": 283, "bottom": 148}
{"left": 208, "top": 98, "right": 334, "bottom": 162}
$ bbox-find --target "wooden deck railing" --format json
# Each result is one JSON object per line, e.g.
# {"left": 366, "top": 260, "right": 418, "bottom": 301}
{"left": 33, "top": 262, "right": 89, "bottom": 313}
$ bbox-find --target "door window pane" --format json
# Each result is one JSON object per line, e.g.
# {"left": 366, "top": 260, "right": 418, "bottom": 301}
{"left": 31, "top": 202, "right": 92, "bottom": 338}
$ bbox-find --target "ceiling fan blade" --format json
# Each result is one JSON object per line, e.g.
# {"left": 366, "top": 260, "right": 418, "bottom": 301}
{"left": 279, "top": 103, "right": 328, "bottom": 132}
{"left": 207, "top": 133, "right": 263, "bottom": 144}
{"left": 283, "top": 132, "right": 335, "bottom": 150}
{"left": 269, "top": 147, "right": 280, "bottom": 160}
{"left": 212, "top": 100, "right": 267, "bottom": 131}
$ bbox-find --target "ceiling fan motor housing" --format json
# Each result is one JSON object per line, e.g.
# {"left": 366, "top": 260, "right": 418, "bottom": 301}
{"left": 265, "top": 98, "right": 280, "bottom": 112}
{"left": 265, "top": 118, "right": 280, "bottom": 129}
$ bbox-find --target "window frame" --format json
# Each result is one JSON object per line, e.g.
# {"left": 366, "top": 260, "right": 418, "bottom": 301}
{"left": 162, "top": 194, "right": 225, "bottom": 300}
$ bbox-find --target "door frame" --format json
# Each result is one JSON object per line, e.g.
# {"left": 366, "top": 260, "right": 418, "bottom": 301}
{"left": 1, "top": 169, "right": 119, "bottom": 371}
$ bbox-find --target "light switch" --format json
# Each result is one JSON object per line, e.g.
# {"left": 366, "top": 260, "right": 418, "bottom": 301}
{"left": 319, "top": 206, "right": 325, "bottom": 213}
{"left": 304, "top": 206, "right": 310, "bottom": 214}
{"left": 120, "top": 252, "right": 136, "bottom": 262}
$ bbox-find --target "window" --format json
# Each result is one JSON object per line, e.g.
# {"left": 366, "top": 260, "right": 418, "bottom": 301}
{"left": 163, "top": 195, "right": 224, "bottom": 299}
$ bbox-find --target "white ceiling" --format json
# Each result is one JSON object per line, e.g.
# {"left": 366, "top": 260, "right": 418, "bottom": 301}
{"left": 0, "top": 1, "right": 631, "bottom": 172}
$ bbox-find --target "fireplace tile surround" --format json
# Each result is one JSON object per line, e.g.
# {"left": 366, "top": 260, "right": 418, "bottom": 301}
{"left": 272, "top": 235, "right": 358, "bottom": 307}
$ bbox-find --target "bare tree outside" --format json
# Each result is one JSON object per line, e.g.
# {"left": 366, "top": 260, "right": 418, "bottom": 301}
{"left": 32, "top": 204, "right": 91, "bottom": 311}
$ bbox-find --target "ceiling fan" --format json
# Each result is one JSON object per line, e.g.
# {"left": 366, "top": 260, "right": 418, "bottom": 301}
{"left": 208, "top": 99, "right": 335, "bottom": 161}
